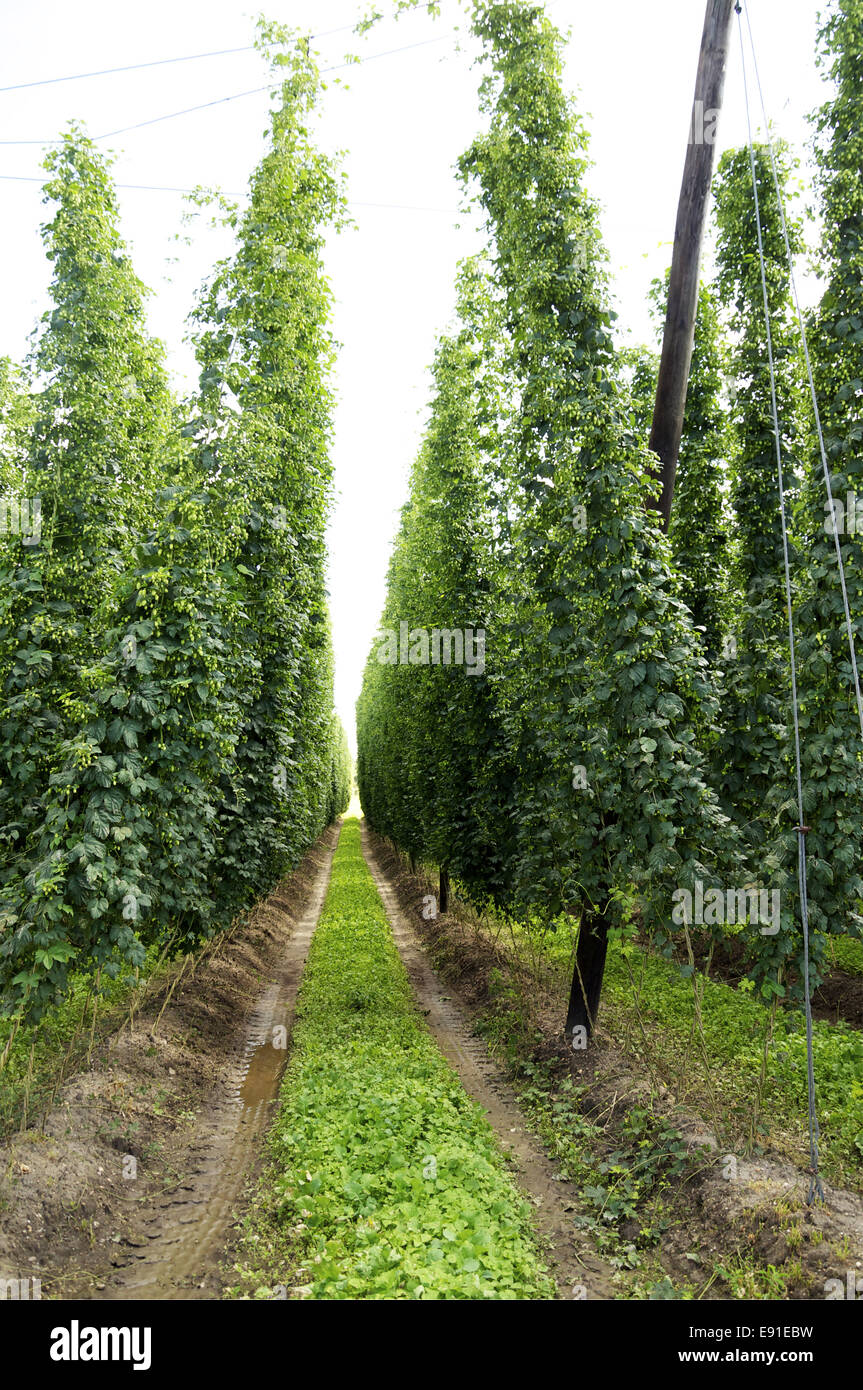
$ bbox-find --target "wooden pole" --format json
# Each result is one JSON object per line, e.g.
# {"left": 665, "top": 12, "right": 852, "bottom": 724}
{"left": 648, "top": 0, "right": 737, "bottom": 530}
{"left": 563, "top": 3, "right": 737, "bottom": 1047}
{"left": 565, "top": 905, "right": 610, "bottom": 1043}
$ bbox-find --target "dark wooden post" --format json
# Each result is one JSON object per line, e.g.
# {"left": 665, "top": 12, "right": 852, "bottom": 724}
{"left": 439, "top": 867, "right": 449, "bottom": 915}
{"left": 565, "top": 906, "right": 611, "bottom": 1042}
{"left": 648, "top": 0, "right": 737, "bottom": 530}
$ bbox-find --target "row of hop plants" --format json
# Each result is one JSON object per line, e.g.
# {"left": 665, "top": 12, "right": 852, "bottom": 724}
{"left": 0, "top": 26, "right": 351, "bottom": 1028}
{"left": 357, "top": 0, "right": 863, "bottom": 1030}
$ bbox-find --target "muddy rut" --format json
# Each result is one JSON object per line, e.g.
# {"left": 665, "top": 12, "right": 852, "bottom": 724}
{"left": 102, "top": 847, "right": 335, "bottom": 1300}
{"left": 0, "top": 832, "right": 337, "bottom": 1301}
{"left": 362, "top": 823, "right": 616, "bottom": 1300}
{"left": 4, "top": 821, "right": 617, "bottom": 1301}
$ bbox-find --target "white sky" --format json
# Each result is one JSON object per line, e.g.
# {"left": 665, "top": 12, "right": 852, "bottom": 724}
{"left": 0, "top": 0, "right": 829, "bottom": 750}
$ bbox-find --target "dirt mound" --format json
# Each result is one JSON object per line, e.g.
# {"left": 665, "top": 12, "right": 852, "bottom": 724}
{"left": 365, "top": 828, "right": 863, "bottom": 1300}
{"left": 0, "top": 827, "right": 337, "bottom": 1300}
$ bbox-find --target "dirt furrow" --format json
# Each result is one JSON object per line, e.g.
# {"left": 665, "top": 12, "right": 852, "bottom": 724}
{"left": 361, "top": 822, "right": 616, "bottom": 1301}
{"left": 102, "top": 845, "right": 335, "bottom": 1300}
{"left": 0, "top": 829, "right": 337, "bottom": 1302}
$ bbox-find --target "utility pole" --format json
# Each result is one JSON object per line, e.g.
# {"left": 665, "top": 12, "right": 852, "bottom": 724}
{"left": 648, "top": 0, "right": 737, "bottom": 531}
{"left": 565, "top": 1, "right": 737, "bottom": 1046}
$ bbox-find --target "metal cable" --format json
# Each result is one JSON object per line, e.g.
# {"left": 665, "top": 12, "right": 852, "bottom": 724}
{"left": 737, "top": 2, "right": 823, "bottom": 1203}
{"left": 742, "top": 0, "right": 863, "bottom": 748}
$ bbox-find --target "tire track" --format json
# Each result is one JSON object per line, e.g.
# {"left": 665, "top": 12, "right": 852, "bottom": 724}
{"left": 98, "top": 839, "right": 336, "bottom": 1301}
{"left": 361, "top": 822, "right": 616, "bottom": 1302}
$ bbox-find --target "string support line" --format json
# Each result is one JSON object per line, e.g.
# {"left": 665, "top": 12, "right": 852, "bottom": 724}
{"left": 737, "top": 0, "right": 825, "bottom": 1205}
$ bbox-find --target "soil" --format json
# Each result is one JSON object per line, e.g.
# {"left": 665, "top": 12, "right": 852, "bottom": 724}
{"left": 363, "top": 822, "right": 617, "bottom": 1300}
{"left": 0, "top": 826, "right": 337, "bottom": 1301}
{"left": 4, "top": 813, "right": 861, "bottom": 1304}
{"left": 812, "top": 970, "right": 863, "bottom": 1029}
{"left": 363, "top": 828, "right": 863, "bottom": 1301}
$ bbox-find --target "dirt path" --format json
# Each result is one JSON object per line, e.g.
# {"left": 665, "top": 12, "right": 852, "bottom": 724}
{"left": 104, "top": 845, "right": 335, "bottom": 1300}
{"left": 0, "top": 830, "right": 336, "bottom": 1302}
{"left": 361, "top": 823, "right": 616, "bottom": 1301}
{"left": 113, "top": 868, "right": 331, "bottom": 1297}
{"left": 363, "top": 829, "right": 863, "bottom": 1301}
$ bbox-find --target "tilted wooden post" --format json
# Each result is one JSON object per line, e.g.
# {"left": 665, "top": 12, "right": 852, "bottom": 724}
{"left": 648, "top": 0, "right": 737, "bottom": 530}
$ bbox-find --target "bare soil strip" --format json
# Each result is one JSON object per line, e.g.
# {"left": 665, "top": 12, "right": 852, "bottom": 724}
{"left": 361, "top": 821, "right": 617, "bottom": 1300}
{"left": 364, "top": 827, "right": 863, "bottom": 1300}
{"left": 106, "top": 846, "right": 335, "bottom": 1301}
{"left": 0, "top": 827, "right": 337, "bottom": 1301}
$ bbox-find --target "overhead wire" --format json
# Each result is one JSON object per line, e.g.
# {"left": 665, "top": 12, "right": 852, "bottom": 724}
{"left": 0, "top": 22, "right": 363, "bottom": 93}
{"left": 0, "top": 47, "right": 257, "bottom": 94}
{"left": 0, "top": 174, "right": 461, "bottom": 215}
{"left": 0, "top": 34, "right": 452, "bottom": 146}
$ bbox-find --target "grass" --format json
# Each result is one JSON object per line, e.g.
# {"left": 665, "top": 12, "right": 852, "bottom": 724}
{"left": 824, "top": 934, "right": 863, "bottom": 978}
{"left": 0, "top": 934, "right": 198, "bottom": 1138}
{"left": 421, "top": 889, "right": 854, "bottom": 1300}
{"left": 492, "top": 913, "right": 863, "bottom": 1189}
{"left": 229, "top": 817, "right": 554, "bottom": 1301}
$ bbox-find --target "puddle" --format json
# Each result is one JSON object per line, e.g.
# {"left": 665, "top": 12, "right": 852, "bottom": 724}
{"left": 361, "top": 824, "right": 617, "bottom": 1301}
{"left": 94, "top": 845, "right": 334, "bottom": 1301}
{"left": 240, "top": 1035, "right": 289, "bottom": 1109}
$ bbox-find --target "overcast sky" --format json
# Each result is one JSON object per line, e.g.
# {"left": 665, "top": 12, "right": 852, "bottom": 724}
{"left": 0, "top": 0, "right": 828, "bottom": 749}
